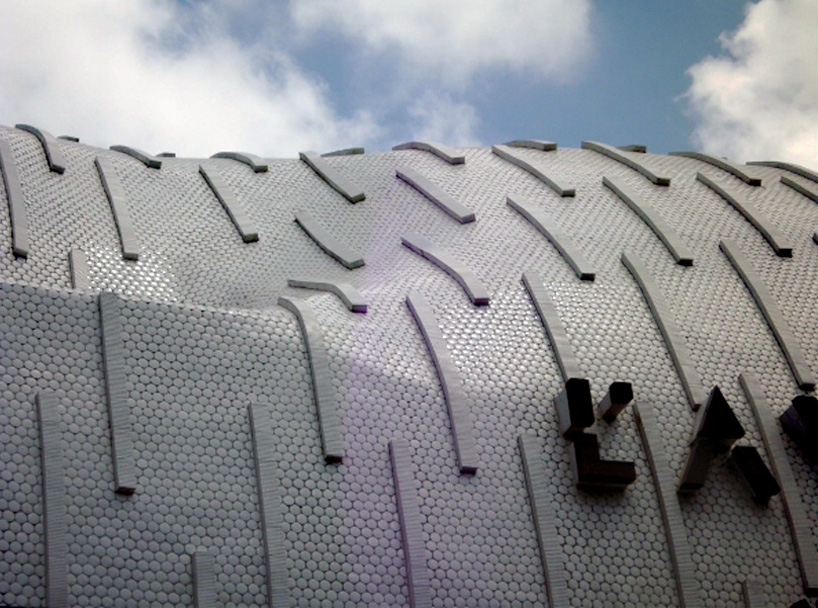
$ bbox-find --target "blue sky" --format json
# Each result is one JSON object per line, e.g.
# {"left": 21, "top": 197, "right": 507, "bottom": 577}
{"left": 1, "top": 0, "right": 816, "bottom": 167}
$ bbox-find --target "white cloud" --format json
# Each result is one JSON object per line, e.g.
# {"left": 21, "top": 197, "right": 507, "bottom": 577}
{"left": 685, "top": 0, "right": 818, "bottom": 168}
{"left": 291, "top": 0, "right": 594, "bottom": 86}
{"left": 0, "top": 0, "right": 380, "bottom": 157}
{"left": 407, "top": 91, "right": 481, "bottom": 146}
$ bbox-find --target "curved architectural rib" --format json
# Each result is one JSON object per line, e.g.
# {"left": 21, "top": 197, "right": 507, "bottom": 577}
{"left": 15, "top": 123, "right": 66, "bottom": 174}
{"left": 287, "top": 278, "right": 367, "bottom": 313}
{"left": 634, "top": 401, "right": 702, "bottom": 608}
{"left": 69, "top": 249, "right": 90, "bottom": 291}
{"left": 508, "top": 196, "right": 595, "bottom": 280}
{"left": 0, "top": 139, "right": 30, "bottom": 257}
{"left": 582, "top": 141, "right": 670, "bottom": 186}
{"left": 294, "top": 209, "right": 365, "bottom": 270}
{"left": 110, "top": 145, "right": 162, "bottom": 169}
{"left": 521, "top": 271, "right": 583, "bottom": 381}
{"left": 622, "top": 252, "right": 706, "bottom": 409}
{"left": 389, "top": 439, "right": 433, "bottom": 608}
{"left": 396, "top": 167, "right": 475, "bottom": 224}
{"left": 248, "top": 404, "right": 291, "bottom": 606}
{"left": 720, "top": 240, "right": 815, "bottom": 390}
{"left": 670, "top": 151, "right": 762, "bottom": 186}
{"left": 740, "top": 374, "right": 818, "bottom": 593}
{"left": 36, "top": 392, "right": 68, "bottom": 608}
{"left": 604, "top": 176, "right": 694, "bottom": 266}
{"left": 392, "top": 141, "right": 465, "bottom": 165}
{"left": 199, "top": 165, "right": 259, "bottom": 243}
{"left": 504, "top": 140, "right": 557, "bottom": 152}
{"left": 191, "top": 551, "right": 216, "bottom": 608}
{"left": 211, "top": 151, "right": 268, "bottom": 173}
{"left": 747, "top": 161, "right": 818, "bottom": 185}
{"left": 299, "top": 151, "right": 365, "bottom": 203}
{"left": 401, "top": 232, "right": 489, "bottom": 305}
{"left": 492, "top": 145, "right": 575, "bottom": 197}
{"left": 95, "top": 157, "right": 140, "bottom": 261}
{"left": 698, "top": 173, "right": 791, "bottom": 257}
{"left": 518, "top": 434, "right": 569, "bottom": 608}
{"left": 781, "top": 176, "right": 818, "bottom": 204}
{"left": 277, "top": 297, "right": 345, "bottom": 463}
{"left": 322, "top": 147, "right": 364, "bottom": 157}
{"left": 618, "top": 145, "right": 646, "bottom": 153}
{"left": 98, "top": 292, "right": 136, "bottom": 495}
{"left": 405, "top": 291, "right": 479, "bottom": 474}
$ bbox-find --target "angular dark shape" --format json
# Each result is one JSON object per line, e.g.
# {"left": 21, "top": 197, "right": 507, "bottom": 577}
{"left": 780, "top": 395, "right": 818, "bottom": 461}
{"left": 618, "top": 144, "right": 646, "bottom": 153}
{"left": 569, "top": 432, "right": 636, "bottom": 491}
{"left": 322, "top": 147, "right": 364, "bottom": 157}
{"left": 789, "top": 600, "right": 811, "bottom": 608}
{"left": 596, "top": 382, "right": 633, "bottom": 423}
{"left": 156, "top": 152, "right": 176, "bottom": 157}
{"left": 678, "top": 438, "right": 718, "bottom": 495}
{"left": 58, "top": 135, "right": 79, "bottom": 142}
{"left": 504, "top": 139, "right": 558, "bottom": 152}
{"left": 730, "top": 445, "right": 781, "bottom": 506}
{"left": 554, "top": 378, "right": 594, "bottom": 439}
{"left": 691, "top": 386, "right": 745, "bottom": 451}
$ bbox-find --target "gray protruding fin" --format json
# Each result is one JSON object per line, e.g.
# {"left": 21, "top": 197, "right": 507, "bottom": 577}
{"left": 392, "top": 141, "right": 465, "bottom": 165}
{"left": 699, "top": 173, "right": 791, "bottom": 257}
{"left": 95, "top": 157, "right": 140, "bottom": 260}
{"left": 211, "top": 151, "right": 268, "bottom": 173}
{"left": 492, "top": 144, "right": 575, "bottom": 197}
{"left": 0, "top": 138, "right": 30, "bottom": 257}
{"left": 322, "top": 147, "right": 364, "bottom": 157}
{"left": 504, "top": 139, "right": 558, "bottom": 152}
{"left": 277, "top": 297, "right": 345, "bottom": 463}
{"left": 69, "top": 249, "right": 90, "bottom": 291}
{"left": 110, "top": 145, "right": 162, "bottom": 169}
{"left": 294, "top": 209, "right": 365, "bottom": 269}
{"left": 389, "top": 439, "right": 433, "bottom": 608}
{"left": 287, "top": 278, "right": 367, "bottom": 313}
{"left": 781, "top": 176, "right": 818, "bottom": 204}
{"left": 199, "top": 164, "right": 259, "bottom": 243}
{"left": 248, "top": 404, "right": 291, "bottom": 606}
{"left": 191, "top": 551, "right": 217, "bottom": 608}
{"left": 622, "top": 252, "right": 706, "bottom": 409}
{"left": 16, "top": 123, "right": 67, "bottom": 173}
{"left": 670, "top": 151, "right": 762, "bottom": 186}
{"left": 396, "top": 166, "right": 475, "bottom": 223}
{"left": 299, "top": 150, "right": 365, "bottom": 203}
{"left": 582, "top": 141, "right": 670, "bottom": 186}
{"left": 747, "top": 160, "right": 818, "bottom": 185}
{"left": 402, "top": 232, "right": 489, "bottom": 305}
{"left": 406, "top": 291, "right": 479, "bottom": 474}
{"left": 721, "top": 240, "right": 815, "bottom": 390}
{"left": 604, "top": 176, "right": 694, "bottom": 265}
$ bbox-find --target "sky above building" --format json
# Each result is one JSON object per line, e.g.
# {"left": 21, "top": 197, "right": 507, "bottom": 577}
{"left": 1, "top": 0, "right": 816, "bottom": 167}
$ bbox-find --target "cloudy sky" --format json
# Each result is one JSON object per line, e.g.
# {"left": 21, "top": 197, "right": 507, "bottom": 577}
{"left": 1, "top": 0, "right": 816, "bottom": 167}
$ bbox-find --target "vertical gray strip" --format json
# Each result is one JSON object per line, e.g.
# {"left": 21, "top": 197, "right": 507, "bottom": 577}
{"left": 698, "top": 173, "right": 792, "bottom": 257}
{"left": 277, "top": 297, "right": 345, "bottom": 463}
{"left": 15, "top": 124, "right": 67, "bottom": 173}
{"left": 69, "top": 249, "right": 90, "bottom": 291}
{"left": 582, "top": 141, "right": 671, "bottom": 186}
{"left": 248, "top": 404, "right": 290, "bottom": 607}
{"left": 492, "top": 144, "right": 575, "bottom": 197}
{"left": 740, "top": 373, "right": 818, "bottom": 593}
{"left": 622, "top": 252, "right": 706, "bottom": 409}
{"left": 0, "top": 138, "right": 30, "bottom": 258}
{"left": 98, "top": 292, "right": 136, "bottom": 494}
{"left": 191, "top": 551, "right": 217, "bottom": 608}
{"left": 521, "top": 271, "right": 584, "bottom": 381}
{"left": 508, "top": 196, "right": 595, "bottom": 280}
{"left": 603, "top": 176, "right": 694, "bottom": 266}
{"left": 518, "top": 434, "right": 569, "bottom": 608}
{"left": 211, "top": 151, "right": 268, "bottom": 172}
{"left": 299, "top": 151, "right": 365, "bottom": 203}
{"left": 94, "top": 157, "right": 140, "bottom": 261}
{"left": 405, "top": 291, "right": 479, "bottom": 474}
{"left": 295, "top": 209, "right": 365, "bottom": 269}
{"left": 669, "top": 151, "right": 762, "bottom": 186}
{"left": 36, "top": 392, "right": 68, "bottom": 608}
{"left": 396, "top": 167, "right": 475, "bottom": 223}
{"left": 721, "top": 240, "right": 815, "bottom": 390}
{"left": 287, "top": 278, "right": 367, "bottom": 313}
{"left": 741, "top": 580, "right": 769, "bottom": 607}
{"left": 747, "top": 161, "right": 818, "bottom": 185}
{"left": 110, "top": 145, "right": 162, "bottom": 169}
{"left": 392, "top": 141, "right": 465, "bottom": 165}
{"left": 199, "top": 165, "right": 260, "bottom": 243}
{"left": 389, "top": 439, "right": 432, "bottom": 608}
{"left": 634, "top": 401, "right": 702, "bottom": 608}
{"left": 781, "top": 176, "right": 818, "bottom": 204}
{"left": 504, "top": 139, "right": 558, "bottom": 151}
{"left": 401, "top": 232, "right": 489, "bottom": 305}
